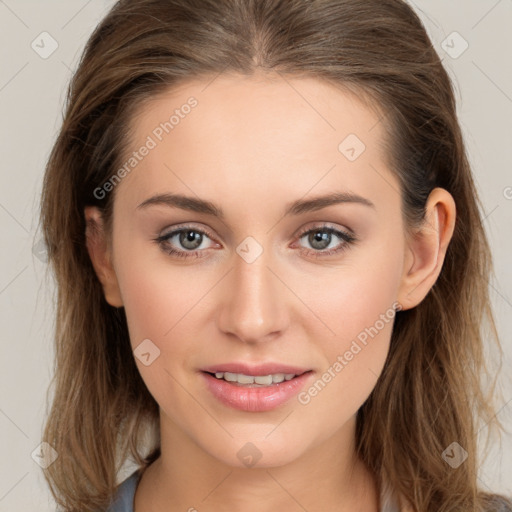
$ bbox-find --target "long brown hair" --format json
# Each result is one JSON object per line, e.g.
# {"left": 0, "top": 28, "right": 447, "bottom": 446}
{"left": 40, "top": 0, "right": 511, "bottom": 510}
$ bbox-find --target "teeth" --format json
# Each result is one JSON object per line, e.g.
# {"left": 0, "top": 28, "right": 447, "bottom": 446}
{"left": 212, "top": 372, "right": 298, "bottom": 385}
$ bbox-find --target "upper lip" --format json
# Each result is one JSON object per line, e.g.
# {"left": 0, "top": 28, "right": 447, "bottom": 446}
{"left": 201, "top": 362, "right": 311, "bottom": 376}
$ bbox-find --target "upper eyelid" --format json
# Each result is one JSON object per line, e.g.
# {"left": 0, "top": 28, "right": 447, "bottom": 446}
{"left": 159, "top": 223, "right": 214, "bottom": 238}
{"left": 295, "top": 223, "right": 355, "bottom": 238}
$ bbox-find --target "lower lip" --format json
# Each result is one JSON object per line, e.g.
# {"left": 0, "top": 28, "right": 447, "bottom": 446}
{"left": 201, "top": 371, "right": 313, "bottom": 412}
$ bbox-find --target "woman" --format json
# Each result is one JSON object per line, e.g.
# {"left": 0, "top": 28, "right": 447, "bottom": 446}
{"left": 39, "top": 0, "right": 512, "bottom": 510}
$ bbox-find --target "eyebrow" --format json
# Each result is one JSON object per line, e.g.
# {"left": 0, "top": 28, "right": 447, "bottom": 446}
{"left": 136, "top": 191, "right": 375, "bottom": 218}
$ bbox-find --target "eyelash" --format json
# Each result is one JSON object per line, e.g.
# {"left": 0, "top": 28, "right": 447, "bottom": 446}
{"left": 154, "top": 223, "right": 357, "bottom": 260}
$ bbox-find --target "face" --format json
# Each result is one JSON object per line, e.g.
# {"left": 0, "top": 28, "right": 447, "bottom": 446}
{"left": 91, "top": 72, "right": 417, "bottom": 469}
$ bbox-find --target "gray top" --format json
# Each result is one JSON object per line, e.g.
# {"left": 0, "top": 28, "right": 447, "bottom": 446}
{"left": 106, "top": 469, "right": 142, "bottom": 512}
{"left": 106, "top": 468, "right": 400, "bottom": 511}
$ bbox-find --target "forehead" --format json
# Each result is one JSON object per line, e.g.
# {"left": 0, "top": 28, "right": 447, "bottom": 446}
{"left": 115, "top": 72, "right": 395, "bottom": 213}
{"left": 129, "top": 71, "right": 386, "bottom": 148}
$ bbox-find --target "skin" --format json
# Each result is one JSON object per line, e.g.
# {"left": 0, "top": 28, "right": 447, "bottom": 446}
{"left": 85, "top": 72, "right": 456, "bottom": 512}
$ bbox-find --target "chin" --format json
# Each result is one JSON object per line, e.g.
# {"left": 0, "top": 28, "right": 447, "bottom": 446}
{"left": 202, "top": 433, "right": 308, "bottom": 470}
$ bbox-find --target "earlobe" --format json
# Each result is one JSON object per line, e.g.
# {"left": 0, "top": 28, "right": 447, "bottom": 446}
{"left": 397, "top": 188, "right": 456, "bottom": 310}
{"left": 84, "top": 206, "right": 124, "bottom": 308}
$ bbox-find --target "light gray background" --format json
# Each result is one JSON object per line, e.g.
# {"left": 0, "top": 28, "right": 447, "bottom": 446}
{"left": 0, "top": 1, "right": 511, "bottom": 510}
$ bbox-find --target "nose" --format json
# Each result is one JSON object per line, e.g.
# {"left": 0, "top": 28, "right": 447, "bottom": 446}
{"left": 217, "top": 245, "right": 289, "bottom": 344}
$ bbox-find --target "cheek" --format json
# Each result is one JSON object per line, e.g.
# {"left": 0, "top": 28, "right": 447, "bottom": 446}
{"left": 113, "top": 245, "right": 229, "bottom": 411}
{"left": 296, "top": 238, "right": 403, "bottom": 405}
{"left": 113, "top": 234, "right": 210, "bottom": 346}
{"left": 304, "top": 231, "right": 404, "bottom": 348}
{"left": 115, "top": 260, "right": 204, "bottom": 407}
{"left": 117, "top": 267, "right": 174, "bottom": 346}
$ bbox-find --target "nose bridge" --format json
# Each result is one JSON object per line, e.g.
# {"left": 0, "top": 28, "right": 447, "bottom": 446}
{"left": 217, "top": 238, "right": 288, "bottom": 343}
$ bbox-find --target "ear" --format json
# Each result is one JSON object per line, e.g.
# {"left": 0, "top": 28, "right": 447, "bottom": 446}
{"left": 397, "top": 187, "right": 456, "bottom": 310}
{"left": 84, "top": 206, "right": 123, "bottom": 308}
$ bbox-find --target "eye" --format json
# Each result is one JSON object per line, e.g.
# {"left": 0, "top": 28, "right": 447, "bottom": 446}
{"left": 295, "top": 224, "right": 357, "bottom": 258}
{"left": 154, "top": 223, "right": 357, "bottom": 260}
{"left": 155, "top": 225, "right": 217, "bottom": 259}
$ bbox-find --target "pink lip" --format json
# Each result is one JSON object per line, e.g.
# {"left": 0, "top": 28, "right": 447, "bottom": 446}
{"left": 201, "top": 370, "right": 314, "bottom": 412}
{"left": 201, "top": 362, "right": 310, "bottom": 376}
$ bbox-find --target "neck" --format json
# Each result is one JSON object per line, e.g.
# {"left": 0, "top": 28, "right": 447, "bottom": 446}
{"left": 135, "top": 412, "right": 379, "bottom": 512}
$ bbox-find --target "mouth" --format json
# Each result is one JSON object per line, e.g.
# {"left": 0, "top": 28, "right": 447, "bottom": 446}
{"left": 199, "top": 363, "right": 314, "bottom": 412}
